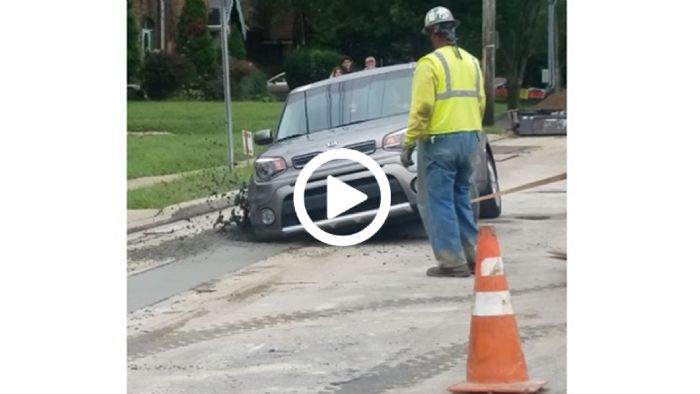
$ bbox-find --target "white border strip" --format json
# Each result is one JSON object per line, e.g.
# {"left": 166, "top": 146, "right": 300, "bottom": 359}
{"left": 473, "top": 291, "right": 514, "bottom": 316}
{"left": 481, "top": 256, "right": 504, "bottom": 276}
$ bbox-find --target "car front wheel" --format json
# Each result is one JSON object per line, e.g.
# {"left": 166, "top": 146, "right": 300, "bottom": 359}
{"left": 479, "top": 156, "right": 502, "bottom": 218}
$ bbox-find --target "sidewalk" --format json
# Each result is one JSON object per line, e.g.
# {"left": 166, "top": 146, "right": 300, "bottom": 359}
{"left": 127, "top": 166, "right": 236, "bottom": 233}
{"left": 128, "top": 167, "right": 226, "bottom": 190}
{"left": 127, "top": 192, "right": 238, "bottom": 233}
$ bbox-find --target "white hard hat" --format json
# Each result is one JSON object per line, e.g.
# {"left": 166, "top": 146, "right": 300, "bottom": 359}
{"left": 423, "top": 6, "right": 460, "bottom": 34}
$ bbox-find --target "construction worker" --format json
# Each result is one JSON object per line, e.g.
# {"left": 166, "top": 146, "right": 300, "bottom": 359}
{"left": 401, "top": 6, "right": 485, "bottom": 278}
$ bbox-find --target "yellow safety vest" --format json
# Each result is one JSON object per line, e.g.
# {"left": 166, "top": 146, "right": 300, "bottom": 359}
{"left": 405, "top": 45, "right": 485, "bottom": 147}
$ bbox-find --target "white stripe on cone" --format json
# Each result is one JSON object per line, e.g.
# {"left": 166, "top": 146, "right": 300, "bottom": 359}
{"left": 473, "top": 290, "right": 514, "bottom": 316}
{"left": 480, "top": 256, "right": 504, "bottom": 276}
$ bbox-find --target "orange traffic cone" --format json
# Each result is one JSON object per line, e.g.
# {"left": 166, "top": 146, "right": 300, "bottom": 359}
{"left": 448, "top": 226, "right": 546, "bottom": 393}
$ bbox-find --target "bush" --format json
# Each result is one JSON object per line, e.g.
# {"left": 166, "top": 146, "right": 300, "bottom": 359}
{"left": 177, "top": 0, "right": 218, "bottom": 81}
{"left": 127, "top": 85, "right": 145, "bottom": 100}
{"left": 141, "top": 53, "right": 196, "bottom": 100}
{"left": 284, "top": 48, "right": 341, "bottom": 90}
{"left": 233, "top": 68, "right": 267, "bottom": 100}
{"left": 203, "top": 58, "right": 268, "bottom": 101}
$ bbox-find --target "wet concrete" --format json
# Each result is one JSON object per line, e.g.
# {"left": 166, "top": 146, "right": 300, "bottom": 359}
{"left": 128, "top": 231, "right": 293, "bottom": 312}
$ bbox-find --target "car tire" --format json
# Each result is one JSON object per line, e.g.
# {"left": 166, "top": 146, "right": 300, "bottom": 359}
{"left": 479, "top": 156, "right": 502, "bottom": 218}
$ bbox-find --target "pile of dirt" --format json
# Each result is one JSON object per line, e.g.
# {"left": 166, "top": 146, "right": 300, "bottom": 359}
{"left": 535, "top": 89, "right": 567, "bottom": 110}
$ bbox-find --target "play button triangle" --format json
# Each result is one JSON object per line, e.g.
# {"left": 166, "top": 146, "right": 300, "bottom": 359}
{"left": 326, "top": 175, "right": 368, "bottom": 219}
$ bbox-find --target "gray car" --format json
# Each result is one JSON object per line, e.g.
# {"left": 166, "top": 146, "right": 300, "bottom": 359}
{"left": 248, "top": 63, "right": 501, "bottom": 240}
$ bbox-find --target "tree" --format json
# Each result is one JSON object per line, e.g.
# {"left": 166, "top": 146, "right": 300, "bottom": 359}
{"left": 496, "top": 0, "right": 548, "bottom": 109}
{"left": 127, "top": 0, "right": 142, "bottom": 81}
{"left": 284, "top": 48, "right": 340, "bottom": 89}
{"left": 228, "top": 24, "right": 247, "bottom": 60}
{"left": 177, "top": 0, "right": 218, "bottom": 82}
{"left": 254, "top": 0, "right": 481, "bottom": 65}
{"left": 557, "top": 0, "right": 567, "bottom": 88}
{"left": 250, "top": 0, "right": 555, "bottom": 111}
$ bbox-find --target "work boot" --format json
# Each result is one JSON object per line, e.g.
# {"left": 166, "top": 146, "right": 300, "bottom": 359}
{"left": 426, "top": 264, "right": 472, "bottom": 278}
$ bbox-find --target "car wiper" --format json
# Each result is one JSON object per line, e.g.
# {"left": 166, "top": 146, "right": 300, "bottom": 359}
{"left": 275, "top": 133, "right": 306, "bottom": 142}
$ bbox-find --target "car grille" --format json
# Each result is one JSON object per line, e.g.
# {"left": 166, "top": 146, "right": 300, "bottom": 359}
{"left": 291, "top": 151, "right": 322, "bottom": 169}
{"left": 344, "top": 140, "right": 376, "bottom": 155}
{"left": 280, "top": 174, "right": 408, "bottom": 228}
{"left": 291, "top": 140, "right": 377, "bottom": 169}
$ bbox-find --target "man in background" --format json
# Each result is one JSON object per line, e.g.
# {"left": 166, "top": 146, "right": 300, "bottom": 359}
{"left": 340, "top": 56, "right": 354, "bottom": 74}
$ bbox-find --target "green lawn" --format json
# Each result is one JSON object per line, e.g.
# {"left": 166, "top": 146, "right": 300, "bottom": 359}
{"left": 128, "top": 101, "right": 283, "bottom": 179}
{"left": 495, "top": 101, "right": 508, "bottom": 116}
{"left": 127, "top": 101, "right": 281, "bottom": 209}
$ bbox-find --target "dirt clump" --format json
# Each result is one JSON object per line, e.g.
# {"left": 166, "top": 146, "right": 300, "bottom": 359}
{"left": 535, "top": 89, "right": 566, "bottom": 110}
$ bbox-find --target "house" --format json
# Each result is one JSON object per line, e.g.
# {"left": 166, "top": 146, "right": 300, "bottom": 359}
{"left": 131, "top": 0, "right": 303, "bottom": 69}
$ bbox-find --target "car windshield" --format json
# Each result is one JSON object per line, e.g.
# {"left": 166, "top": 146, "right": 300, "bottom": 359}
{"left": 276, "top": 69, "right": 413, "bottom": 140}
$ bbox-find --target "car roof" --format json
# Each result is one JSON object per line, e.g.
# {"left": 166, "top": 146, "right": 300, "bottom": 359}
{"left": 288, "top": 63, "right": 417, "bottom": 95}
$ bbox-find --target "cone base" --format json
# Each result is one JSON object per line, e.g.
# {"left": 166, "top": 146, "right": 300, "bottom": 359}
{"left": 448, "top": 379, "right": 546, "bottom": 393}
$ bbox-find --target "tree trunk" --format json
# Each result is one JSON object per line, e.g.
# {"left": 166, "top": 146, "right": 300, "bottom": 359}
{"left": 506, "top": 76, "right": 520, "bottom": 110}
{"left": 482, "top": 0, "right": 496, "bottom": 126}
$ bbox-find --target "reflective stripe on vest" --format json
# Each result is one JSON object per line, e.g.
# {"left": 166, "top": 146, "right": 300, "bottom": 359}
{"left": 433, "top": 50, "right": 480, "bottom": 100}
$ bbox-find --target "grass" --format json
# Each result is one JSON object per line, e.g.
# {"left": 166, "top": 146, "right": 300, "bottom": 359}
{"left": 127, "top": 100, "right": 280, "bottom": 209}
{"left": 495, "top": 101, "right": 508, "bottom": 116}
{"left": 128, "top": 166, "right": 253, "bottom": 209}
{"left": 127, "top": 101, "right": 283, "bottom": 179}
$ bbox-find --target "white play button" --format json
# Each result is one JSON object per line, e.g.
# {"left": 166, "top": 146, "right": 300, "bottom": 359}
{"left": 293, "top": 148, "right": 391, "bottom": 247}
{"left": 326, "top": 175, "right": 368, "bottom": 219}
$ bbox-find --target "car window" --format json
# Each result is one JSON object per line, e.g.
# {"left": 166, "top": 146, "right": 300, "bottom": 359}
{"left": 306, "top": 88, "right": 331, "bottom": 132}
{"left": 277, "top": 93, "right": 306, "bottom": 137}
{"left": 276, "top": 69, "right": 413, "bottom": 139}
{"left": 381, "top": 72, "right": 412, "bottom": 115}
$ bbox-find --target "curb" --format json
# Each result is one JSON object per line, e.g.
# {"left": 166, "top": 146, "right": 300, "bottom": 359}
{"left": 127, "top": 191, "right": 239, "bottom": 234}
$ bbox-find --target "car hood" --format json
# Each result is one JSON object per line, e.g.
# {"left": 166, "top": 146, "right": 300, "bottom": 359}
{"left": 260, "top": 114, "right": 407, "bottom": 159}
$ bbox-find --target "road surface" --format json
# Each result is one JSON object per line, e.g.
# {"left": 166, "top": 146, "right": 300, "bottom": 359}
{"left": 127, "top": 135, "right": 567, "bottom": 393}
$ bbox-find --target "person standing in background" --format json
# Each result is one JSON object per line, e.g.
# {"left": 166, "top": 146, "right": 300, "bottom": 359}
{"left": 329, "top": 66, "right": 342, "bottom": 78}
{"left": 340, "top": 56, "right": 354, "bottom": 74}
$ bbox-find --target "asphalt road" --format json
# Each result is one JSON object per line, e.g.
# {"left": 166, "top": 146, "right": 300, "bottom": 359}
{"left": 127, "top": 135, "right": 567, "bottom": 393}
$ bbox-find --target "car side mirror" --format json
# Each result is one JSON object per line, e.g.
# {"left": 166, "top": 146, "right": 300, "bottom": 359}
{"left": 254, "top": 129, "right": 273, "bottom": 145}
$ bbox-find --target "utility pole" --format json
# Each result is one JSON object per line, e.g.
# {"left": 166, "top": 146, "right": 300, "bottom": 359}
{"left": 547, "top": 0, "right": 559, "bottom": 92}
{"left": 482, "top": 0, "right": 496, "bottom": 126}
{"left": 219, "top": 0, "right": 235, "bottom": 170}
{"left": 159, "top": 0, "right": 165, "bottom": 51}
{"left": 553, "top": 0, "right": 561, "bottom": 92}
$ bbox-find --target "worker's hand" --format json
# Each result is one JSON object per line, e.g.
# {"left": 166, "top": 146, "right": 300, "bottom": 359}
{"left": 400, "top": 145, "right": 415, "bottom": 167}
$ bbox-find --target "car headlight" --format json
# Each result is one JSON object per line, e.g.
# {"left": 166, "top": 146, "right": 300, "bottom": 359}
{"left": 255, "top": 157, "right": 287, "bottom": 181}
{"left": 382, "top": 128, "right": 406, "bottom": 150}
{"left": 260, "top": 208, "right": 276, "bottom": 225}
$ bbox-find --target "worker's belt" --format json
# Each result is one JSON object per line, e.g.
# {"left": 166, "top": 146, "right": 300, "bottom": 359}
{"left": 433, "top": 50, "right": 481, "bottom": 100}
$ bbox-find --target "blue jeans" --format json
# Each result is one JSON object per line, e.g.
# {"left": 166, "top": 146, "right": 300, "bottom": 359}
{"left": 417, "top": 131, "right": 480, "bottom": 269}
